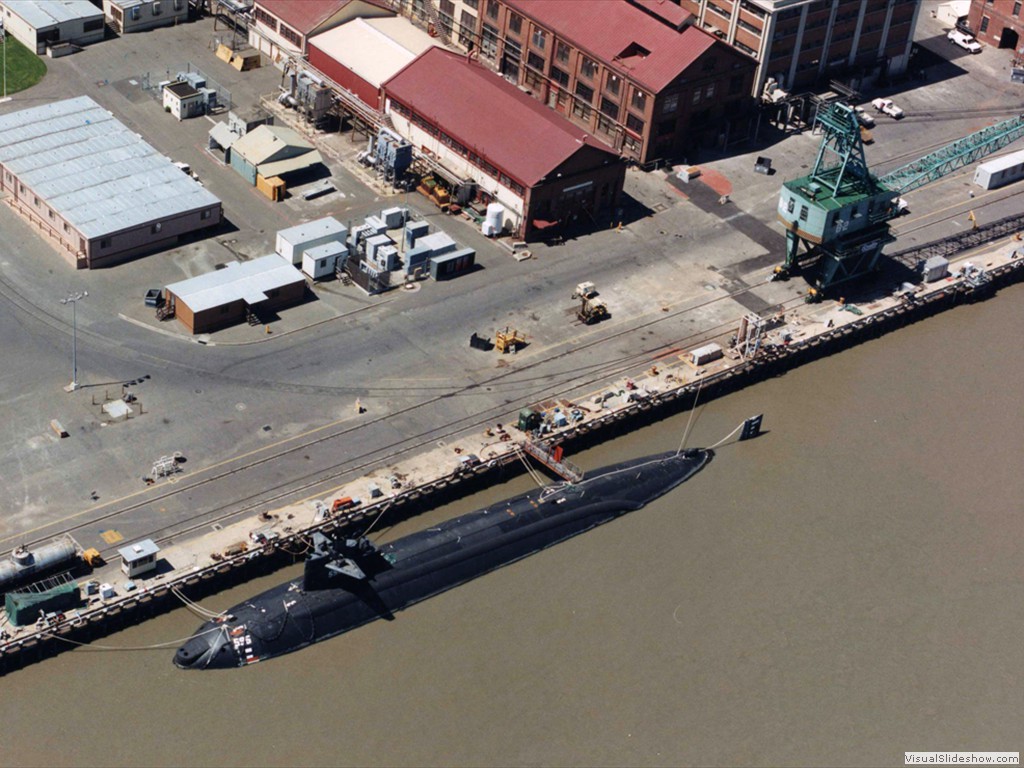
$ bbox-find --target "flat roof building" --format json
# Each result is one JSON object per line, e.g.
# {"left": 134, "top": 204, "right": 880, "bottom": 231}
{"left": 307, "top": 16, "right": 441, "bottom": 109}
{"left": 383, "top": 48, "right": 625, "bottom": 240}
{"left": 0, "top": 0, "right": 105, "bottom": 54}
{"left": 164, "top": 254, "right": 308, "bottom": 334}
{"left": 0, "top": 96, "right": 223, "bottom": 269}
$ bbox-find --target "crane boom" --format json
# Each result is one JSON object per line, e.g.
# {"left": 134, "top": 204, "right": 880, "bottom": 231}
{"left": 880, "top": 113, "right": 1024, "bottom": 195}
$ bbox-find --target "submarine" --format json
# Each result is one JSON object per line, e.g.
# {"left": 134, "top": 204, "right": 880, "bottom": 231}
{"left": 175, "top": 449, "right": 711, "bottom": 669}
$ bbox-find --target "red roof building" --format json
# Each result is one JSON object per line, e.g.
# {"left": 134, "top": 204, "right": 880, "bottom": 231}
{"left": 455, "top": 0, "right": 756, "bottom": 165}
{"left": 383, "top": 48, "right": 626, "bottom": 240}
{"left": 248, "top": 0, "right": 394, "bottom": 62}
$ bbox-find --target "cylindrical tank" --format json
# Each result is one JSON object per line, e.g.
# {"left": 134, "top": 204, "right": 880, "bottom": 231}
{"left": 483, "top": 203, "right": 504, "bottom": 236}
{"left": 0, "top": 538, "right": 78, "bottom": 594}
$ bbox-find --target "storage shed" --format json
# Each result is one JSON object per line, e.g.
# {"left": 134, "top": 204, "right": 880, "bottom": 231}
{"left": 163, "top": 81, "right": 205, "bottom": 121}
{"left": 164, "top": 255, "right": 307, "bottom": 334}
{"left": 230, "top": 125, "right": 324, "bottom": 186}
{"left": 118, "top": 539, "right": 160, "bottom": 578}
{"left": 276, "top": 217, "right": 347, "bottom": 264}
{"left": 0, "top": 0, "right": 104, "bottom": 55}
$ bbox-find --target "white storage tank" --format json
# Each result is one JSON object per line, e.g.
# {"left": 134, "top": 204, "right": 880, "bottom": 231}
{"left": 974, "top": 148, "right": 1024, "bottom": 190}
{"left": 482, "top": 203, "right": 505, "bottom": 237}
{"left": 276, "top": 217, "right": 348, "bottom": 265}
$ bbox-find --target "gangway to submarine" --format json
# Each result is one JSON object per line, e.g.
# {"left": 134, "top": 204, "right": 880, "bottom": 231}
{"left": 774, "top": 104, "right": 1024, "bottom": 295}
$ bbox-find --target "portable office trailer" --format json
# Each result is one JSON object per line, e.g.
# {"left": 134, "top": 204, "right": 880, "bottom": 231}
{"left": 276, "top": 217, "right": 347, "bottom": 264}
{"left": 974, "top": 149, "right": 1024, "bottom": 190}
{"left": 430, "top": 248, "right": 475, "bottom": 280}
{"left": 302, "top": 240, "right": 346, "bottom": 280}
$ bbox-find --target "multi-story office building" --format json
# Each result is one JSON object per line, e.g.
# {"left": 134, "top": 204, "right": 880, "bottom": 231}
{"left": 674, "top": 0, "right": 922, "bottom": 94}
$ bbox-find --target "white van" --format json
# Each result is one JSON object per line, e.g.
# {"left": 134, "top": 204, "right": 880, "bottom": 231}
{"left": 948, "top": 29, "right": 982, "bottom": 53}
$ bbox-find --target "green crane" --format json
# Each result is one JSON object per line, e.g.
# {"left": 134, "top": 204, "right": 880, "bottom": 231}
{"left": 775, "top": 103, "right": 1024, "bottom": 296}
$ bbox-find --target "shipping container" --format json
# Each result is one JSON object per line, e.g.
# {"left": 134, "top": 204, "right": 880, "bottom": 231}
{"left": 430, "top": 248, "right": 475, "bottom": 280}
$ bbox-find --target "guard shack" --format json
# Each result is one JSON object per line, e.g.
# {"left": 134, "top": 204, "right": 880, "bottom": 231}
{"left": 118, "top": 539, "right": 160, "bottom": 578}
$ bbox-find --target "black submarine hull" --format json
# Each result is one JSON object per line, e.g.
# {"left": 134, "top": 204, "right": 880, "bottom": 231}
{"left": 175, "top": 449, "right": 711, "bottom": 669}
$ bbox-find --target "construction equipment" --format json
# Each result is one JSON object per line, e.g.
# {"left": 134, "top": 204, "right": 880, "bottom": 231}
{"left": 577, "top": 296, "right": 609, "bottom": 325}
{"left": 495, "top": 327, "right": 526, "bottom": 354}
{"left": 572, "top": 281, "right": 597, "bottom": 299}
{"left": 331, "top": 497, "right": 361, "bottom": 514}
{"left": 775, "top": 103, "right": 1024, "bottom": 294}
{"left": 81, "top": 548, "right": 104, "bottom": 568}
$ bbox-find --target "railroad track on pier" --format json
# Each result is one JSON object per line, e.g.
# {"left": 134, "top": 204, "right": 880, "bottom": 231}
{"left": 2, "top": 275, "right": 804, "bottom": 558}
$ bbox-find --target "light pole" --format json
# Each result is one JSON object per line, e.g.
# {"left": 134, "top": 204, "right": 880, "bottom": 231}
{"left": 61, "top": 291, "right": 87, "bottom": 392}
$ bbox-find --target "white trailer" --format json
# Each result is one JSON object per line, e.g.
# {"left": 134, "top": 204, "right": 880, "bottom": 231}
{"left": 974, "top": 149, "right": 1024, "bottom": 190}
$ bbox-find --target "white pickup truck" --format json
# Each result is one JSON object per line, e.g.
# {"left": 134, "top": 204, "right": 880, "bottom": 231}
{"left": 871, "top": 97, "right": 905, "bottom": 119}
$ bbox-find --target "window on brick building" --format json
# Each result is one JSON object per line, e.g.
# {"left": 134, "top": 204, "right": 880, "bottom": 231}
{"left": 550, "top": 65, "right": 569, "bottom": 87}
{"left": 729, "top": 75, "right": 744, "bottom": 94}
{"left": 575, "top": 82, "right": 594, "bottom": 104}
{"left": 606, "top": 74, "right": 620, "bottom": 96}
{"left": 980, "top": 16, "right": 990, "bottom": 32}
{"left": 1015, "top": 0, "right": 1022, "bottom": 15}
{"left": 481, "top": 23, "right": 498, "bottom": 59}
{"left": 626, "top": 113, "right": 645, "bottom": 134}
{"left": 508, "top": 12, "right": 522, "bottom": 36}
{"left": 459, "top": 10, "right": 476, "bottom": 47}
{"left": 580, "top": 56, "right": 597, "bottom": 80}
{"left": 464, "top": 0, "right": 478, "bottom": 9}
{"left": 555, "top": 41, "right": 569, "bottom": 64}
{"left": 531, "top": 27, "right": 547, "bottom": 50}
{"left": 600, "top": 97, "right": 618, "bottom": 119}
{"left": 631, "top": 89, "right": 647, "bottom": 112}
{"left": 662, "top": 93, "right": 678, "bottom": 114}
{"left": 485, "top": 0, "right": 498, "bottom": 19}
{"left": 527, "top": 51, "right": 544, "bottom": 71}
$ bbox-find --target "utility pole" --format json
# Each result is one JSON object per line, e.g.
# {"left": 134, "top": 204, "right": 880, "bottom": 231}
{"left": 61, "top": 291, "right": 88, "bottom": 392}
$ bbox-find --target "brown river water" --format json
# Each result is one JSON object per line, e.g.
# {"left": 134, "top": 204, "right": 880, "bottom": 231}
{"left": 2, "top": 284, "right": 1022, "bottom": 768}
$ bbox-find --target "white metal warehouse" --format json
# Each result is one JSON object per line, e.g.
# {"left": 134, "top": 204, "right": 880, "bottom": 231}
{"left": 0, "top": 96, "right": 223, "bottom": 269}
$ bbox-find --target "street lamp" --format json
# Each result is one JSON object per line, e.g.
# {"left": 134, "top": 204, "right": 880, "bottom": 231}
{"left": 61, "top": 291, "right": 87, "bottom": 392}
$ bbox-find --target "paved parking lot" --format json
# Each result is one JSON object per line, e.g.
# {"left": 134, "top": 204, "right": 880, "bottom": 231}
{"left": 0, "top": 11, "right": 1021, "bottom": 555}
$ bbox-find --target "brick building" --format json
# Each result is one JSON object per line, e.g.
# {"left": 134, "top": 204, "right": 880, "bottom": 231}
{"left": 442, "top": 0, "right": 757, "bottom": 165}
{"left": 967, "top": 0, "right": 1023, "bottom": 51}
{"left": 383, "top": 48, "right": 626, "bottom": 240}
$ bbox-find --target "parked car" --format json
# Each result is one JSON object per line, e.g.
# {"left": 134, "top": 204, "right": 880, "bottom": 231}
{"left": 871, "top": 98, "right": 905, "bottom": 119}
{"left": 948, "top": 29, "right": 983, "bottom": 53}
{"left": 854, "top": 106, "right": 875, "bottom": 127}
